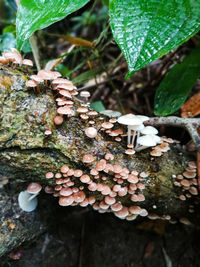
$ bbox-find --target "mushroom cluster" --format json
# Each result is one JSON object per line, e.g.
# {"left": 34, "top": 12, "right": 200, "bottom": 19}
{"left": 18, "top": 183, "right": 42, "bottom": 212}
{"left": 4, "top": 48, "right": 197, "bottom": 224}
{"left": 44, "top": 153, "right": 149, "bottom": 221}
{"left": 0, "top": 48, "right": 33, "bottom": 69}
{"left": 117, "top": 114, "right": 161, "bottom": 153}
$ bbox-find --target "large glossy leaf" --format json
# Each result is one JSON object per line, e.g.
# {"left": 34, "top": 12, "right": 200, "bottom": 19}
{"left": 16, "top": 0, "right": 90, "bottom": 50}
{"left": 154, "top": 43, "right": 200, "bottom": 116}
{"left": 109, "top": 0, "right": 200, "bottom": 78}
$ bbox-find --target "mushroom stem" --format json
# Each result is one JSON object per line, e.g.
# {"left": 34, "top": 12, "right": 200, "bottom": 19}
{"left": 127, "top": 126, "right": 132, "bottom": 145}
{"left": 135, "top": 145, "right": 149, "bottom": 152}
{"left": 135, "top": 131, "right": 141, "bottom": 149}
{"left": 131, "top": 131, "right": 137, "bottom": 147}
{"left": 36, "top": 85, "right": 40, "bottom": 94}
{"left": 28, "top": 193, "right": 39, "bottom": 201}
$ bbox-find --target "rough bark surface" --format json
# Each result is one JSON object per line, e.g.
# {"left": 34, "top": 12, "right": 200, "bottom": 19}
{"left": 0, "top": 66, "right": 199, "bottom": 257}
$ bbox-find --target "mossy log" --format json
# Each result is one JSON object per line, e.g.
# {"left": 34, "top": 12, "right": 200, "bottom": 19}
{"left": 0, "top": 189, "right": 46, "bottom": 257}
{"left": 0, "top": 66, "right": 199, "bottom": 256}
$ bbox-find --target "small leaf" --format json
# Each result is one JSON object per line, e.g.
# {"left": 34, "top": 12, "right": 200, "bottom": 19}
{"left": 154, "top": 43, "right": 200, "bottom": 116}
{"left": 181, "top": 91, "right": 200, "bottom": 118}
{"left": 109, "top": 0, "right": 200, "bottom": 78}
{"left": 90, "top": 101, "right": 105, "bottom": 112}
{"left": 72, "top": 68, "right": 101, "bottom": 85}
{"left": 3, "top": 25, "right": 16, "bottom": 35}
{"left": 0, "top": 33, "right": 16, "bottom": 52}
{"left": 16, "top": 0, "right": 90, "bottom": 50}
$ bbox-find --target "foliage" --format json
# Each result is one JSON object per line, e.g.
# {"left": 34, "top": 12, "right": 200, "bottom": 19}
{"left": 16, "top": 0, "right": 200, "bottom": 76}
{"left": 109, "top": 0, "right": 200, "bottom": 78}
{"left": 16, "top": 0, "right": 90, "bottom": 50}
{"left": 154, "top": 43, "right": 200, "bottom": 116}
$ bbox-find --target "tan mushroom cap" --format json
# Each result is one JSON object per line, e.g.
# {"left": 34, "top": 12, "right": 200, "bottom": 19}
{"left": 59, "top": 90, "right": 72, "bottom": 98}
{"left": 56, "top": 83, "right": 76, "bottom": 91}
{"left": 27, "top": 182, "right": 42, "bottom": 194}
{"left": 52, "top": 78, "right": 72, "bottom": 84}
{"left": 54, "top": 115, "right": 63, "bottom": 125}
{"left": 73, "top": 191, "right": 86, "bottom": 203}
{"left": 150, "top": 149, "right": 162, "bottom": 157}
{"left": 101, "top": 122, "right": 114, "bottom": 129}
{"left": 46, "top": 172, "right": 54, "bottom": 179}
{"left": 87, "top": 111, "right": 98, "bottom": 116}
{"left": 38, "top": 70, "right": 61, "bottom": 80}
{"left": 105, "top": 153, "right": 114, "bottom": 161}
{"left": 96, "top": 159, "right": 107, "bottom": 171}
{"left": 111, "top": 202, "right": 123, "bottom": 212}
{"left": 114, "top": 206, "right": 129, "bottom": 218}
{"left": 59, "top": 195, "right": 74, "bottom": 206}
{"left": 60, "top": 165, "right": 69, "bottom": 173}
{"left": 80, "top": 174, "right": 91, "bottom": 183}
{"left": 183, "top": 171, "right": 196, "bottom": 179}
{"left": 74, "top": 169, "right": 83, "bottom": 177}
{"left": 60, "top": 187, "right": 73, "bottom": 197}
{"left": 26, "top": 80, "right": 37, "bottom": 87}
{"left": 85, "top": 127, "right": 97, "bottom": 138}
{"left": 57, "top": 105, "right": 72, "bottom": 115}
{"left": 22, "top": 59, "right": 33, "bottom": 66}
{"left": 80, "top": 91, "right": 90, "bottom": 98}
{"left": 77, "top": 107, "right": 88, "bottom": 113}
{"left": 82, "top": 154, "right": 94, "bottom": 163}
{"left": 30, "top": 75, "right": 43, "bottom": 83}
{"left": 125, "top": 149, "right": 135, "bottom": 155}
{"left": 0, "top": 56, "right": 9, "bottom": 64}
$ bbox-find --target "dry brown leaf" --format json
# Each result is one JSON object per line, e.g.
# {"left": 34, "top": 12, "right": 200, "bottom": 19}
{"left": 181, "top": 91, "right": 200, "bottom": 118}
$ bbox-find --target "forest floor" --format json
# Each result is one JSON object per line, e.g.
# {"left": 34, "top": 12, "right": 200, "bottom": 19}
{"left": 1, "top": 200, "right": 200, "bottom": 267}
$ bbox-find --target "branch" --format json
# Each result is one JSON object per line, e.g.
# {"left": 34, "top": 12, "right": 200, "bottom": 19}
{"left": 147, "top": 117, "right": 200, "bottom": 151}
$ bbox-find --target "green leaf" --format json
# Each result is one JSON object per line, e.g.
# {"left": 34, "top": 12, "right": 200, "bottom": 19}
{"left": 90, "top": 101, "right": 105, "bottom": 112}
{"left": 3, "top": 25, "right": 16, "bottom": 36}
{"left": 0, "top": 33, "right": 17, "bottom": 52}
{"left": 109, "top": 0, "right": 200, "bottom": 78}
{"left": 16, "top": 0, "right": 90, "bottom": 50}
{"left": 72, "top": 68, "right": 101, "bottom": 85}
{"left": 154, "top": 43, "right": 200, "bottom": 116}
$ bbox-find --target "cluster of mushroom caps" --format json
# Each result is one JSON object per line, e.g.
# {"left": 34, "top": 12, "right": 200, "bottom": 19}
{"left": 0, "top": 48, "right": 33, "bottom": 70}
{"left": 43, "top": 152, "right": 150, "bottom": 221}
{"left": 173, "top": 160, "right": 198, "bottom": 204}
{"left": 117, "top": 114, "right": 162, "bottom": 155}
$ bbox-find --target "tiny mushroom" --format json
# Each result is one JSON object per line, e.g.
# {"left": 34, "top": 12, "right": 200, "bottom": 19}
{"left": 27, "top": 182, "right": 42, "bottom": 200}
{"left": 80, "top": 91, "right": 90, "bottom": 103}
{"left": 117, "top": 114, "right": 142, "bottom": 146}
{"left": 136, "top": 135, "right": 157, "bottom": 151}
{"left": 18, "top": 190, "right": 38, "bottom": 212}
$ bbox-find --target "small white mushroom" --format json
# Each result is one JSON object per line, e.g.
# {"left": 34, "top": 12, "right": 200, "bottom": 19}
{"left": 141, "top": 126, "right": 158, "bottom": 135}
{"left": 130, "top": 123, "right": 144, "bottom": 146}
{"left": 117, "top": 114, "right": 142, "bottom": 146}
{"left": 100, "top": 110, "right": 121, "bottom": 118}
{"left": 18, "top": 190, "right": 38, "bottom": 212}
{"left": 136, "top": 135, "right": 157, "bottom": 151}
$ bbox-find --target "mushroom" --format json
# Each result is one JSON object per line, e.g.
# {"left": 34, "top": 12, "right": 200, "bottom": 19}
{"left": 117, "top": 114, "right": 142, "bottom": 146}
{"left": 140, "top": 126, "right": 158, "bottom": 135}
{"left": 135, "top": 135, "right": 157, "bottom": 151}
{"left": 22, "top": 59, "right": 33, "bottom": 72}
{"left": 100, "top": 110, "right": 121, "bottom": 118}
{"left": 27, "top": 182, "right": 42, "bottom": 201}
{"left": 18, "top": 190, "right": 38, "bottom": 212}
{"left": 80, "top": 91, "right": 90, "bottom": 104}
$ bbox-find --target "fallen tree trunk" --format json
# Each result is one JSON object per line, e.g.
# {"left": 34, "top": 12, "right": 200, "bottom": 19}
{"left": 0, "top": 65, "right": 199, "bottom": 256}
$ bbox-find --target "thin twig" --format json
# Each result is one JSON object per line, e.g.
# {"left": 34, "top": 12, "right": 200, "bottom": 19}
{"left": 146, "top": 116, "right": 200, "bottom": 150}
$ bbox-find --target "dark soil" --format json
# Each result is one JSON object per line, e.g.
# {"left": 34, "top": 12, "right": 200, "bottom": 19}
{"left": 1, "top": 202, "right": 200, "bottom": 267}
